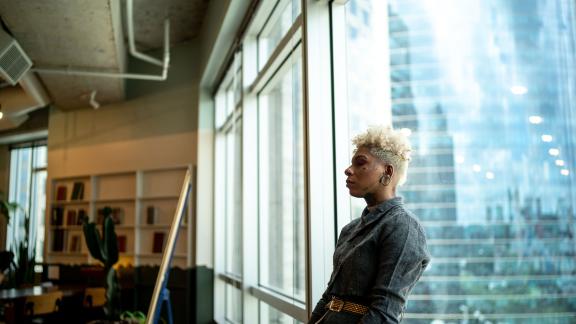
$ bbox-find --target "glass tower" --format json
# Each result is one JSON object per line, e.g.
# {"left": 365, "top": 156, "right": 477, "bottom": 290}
{"left": 386, "top": 0, "right": 576, "bottom": 322}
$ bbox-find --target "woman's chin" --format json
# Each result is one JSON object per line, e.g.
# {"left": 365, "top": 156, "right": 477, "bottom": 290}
{"left": 348, "top": 189, "right": 363, "bottom": 198}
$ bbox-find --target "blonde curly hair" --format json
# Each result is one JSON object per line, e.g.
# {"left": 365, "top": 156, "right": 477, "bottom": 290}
{"left": 352, "top": 125, "right": 413, "bottom": 185}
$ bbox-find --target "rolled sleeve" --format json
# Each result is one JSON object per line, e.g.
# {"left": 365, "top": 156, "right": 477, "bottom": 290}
{"left": 360, "top": 220, "right": 430, "bottom": 323}
{"left": 308, "top": 289, "right": 330, "bottom": 324}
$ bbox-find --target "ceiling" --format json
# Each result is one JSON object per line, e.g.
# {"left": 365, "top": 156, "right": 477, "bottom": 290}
{"left": 0, "top": 0, "right": 208, "bottom": 129}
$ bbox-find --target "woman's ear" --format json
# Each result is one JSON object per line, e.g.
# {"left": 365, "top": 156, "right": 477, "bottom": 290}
{"left": 385, "top": 164, "right": 394, "bottom": 178}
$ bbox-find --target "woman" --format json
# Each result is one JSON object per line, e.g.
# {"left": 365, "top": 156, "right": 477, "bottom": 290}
{"left": 309, "top": 126, "right": 430, "bottom": 323}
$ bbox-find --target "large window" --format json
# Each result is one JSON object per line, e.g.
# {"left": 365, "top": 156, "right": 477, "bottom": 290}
{"left": 338, "top": 0, "right": 576, "bottom": 322}
{"left": 213, "top": 0, "right": 575, "bottom": 322}
{"left": 214, "top": 1, "right": 306, "bottom": 322}
{"left": 7, "top": 143, "right": 47, "bottom": 266}
{"left": 215, "top": 52, "right": 244, "bottom": 323}
{"left": 258, "top": 54, "right": 305, "bottom": 303}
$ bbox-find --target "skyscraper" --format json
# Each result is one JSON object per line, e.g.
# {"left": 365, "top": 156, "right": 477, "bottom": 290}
{"left": 386, "top": 0, "right": 576, "bottom": 322}
{"left": 346, "top": 0, "right": 576, "bottom": 322}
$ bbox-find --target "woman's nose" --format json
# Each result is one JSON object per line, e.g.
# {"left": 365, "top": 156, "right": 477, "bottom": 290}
{"left": 344, "top": 167, "right": 352, "bottom": 176}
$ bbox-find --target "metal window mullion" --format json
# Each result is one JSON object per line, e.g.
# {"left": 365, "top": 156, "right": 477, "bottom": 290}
{"left": 250, "top": 15, "right": 303, "bottom": 94}
{"left": 329, "top": 0, "right": 352, "bottom": 243}
{"left": 302, "top": 0, "right": 339, "bottom": 317}
{"left": 258, "top": 0, "right": 291, "bottom": 38}
{"left": 27, "top": 146, "right": 37, "bottom": 257}
{"left": 241, "top": 33, "right": 260, "bottom": 324}
{"left": 250, "top": 286, "right": 307, "bottom": 322}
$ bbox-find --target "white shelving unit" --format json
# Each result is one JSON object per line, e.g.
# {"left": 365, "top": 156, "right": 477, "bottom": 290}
{"left": 46, "top": 166, "right": 192, "bottom": 268}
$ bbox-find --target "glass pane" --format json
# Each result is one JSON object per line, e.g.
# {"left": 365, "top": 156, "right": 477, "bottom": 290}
{"left": 343, "top": 0, "right": 391, "bottom": 218}
{"left": 31, "top": 170, "right": 46, "bottom": 264}
{"left": 258, "top": 0, "right": 301, "bottom": 70}
{"left": 34, "top": 145, "right": 47, "bottom": 168}
{"left": 258, "top": 57, "right": 305, "bottom": 302}
{"left": 225, "top": 121, "right": 243, "bottom": 276}
{"left": 8, "top": 148, "right": 32, "bottom": 250}
{"left": 225, "top": 284, "right": 242, "bottom": 323}
{"left": 342, "top": 0, "right": 576, "bottom": 322}
{"left": 215, "top": 90, "right": 227, "bottom": 129}
{"left": 259, "top": 302, "right": 303, "bottom": 324}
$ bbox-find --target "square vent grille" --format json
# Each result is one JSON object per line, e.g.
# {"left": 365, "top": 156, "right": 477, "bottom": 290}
{"left": 0, "top": 29, "right": 32, "bottom": 85}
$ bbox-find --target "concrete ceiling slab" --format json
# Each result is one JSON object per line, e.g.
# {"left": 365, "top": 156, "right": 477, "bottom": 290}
{"left": 0, "top": 0, "right": 209, "bottom": 111}
{"left": 132, "top": 0, "right": 209, "bottom": 50}
{"left": 0, "top": 0, "right": 125, "bottom": 110}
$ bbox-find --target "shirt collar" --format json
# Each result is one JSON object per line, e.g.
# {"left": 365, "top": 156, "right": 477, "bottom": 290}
{"left": 361, "top": 196, "right": 403, "bottom": 222}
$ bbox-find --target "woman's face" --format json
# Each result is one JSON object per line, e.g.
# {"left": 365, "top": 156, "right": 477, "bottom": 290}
{"left": 344, "top": 147, "right": 386, "bottom": 198}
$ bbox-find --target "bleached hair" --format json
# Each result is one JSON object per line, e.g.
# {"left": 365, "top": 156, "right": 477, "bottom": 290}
{"left": 352, "top": 125, "right": 413, "bottom": 186}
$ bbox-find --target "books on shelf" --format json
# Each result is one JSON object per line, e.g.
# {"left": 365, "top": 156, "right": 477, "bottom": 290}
{"left": 117, "top": 235, "right": 127, "bottom": 253}
{"left": 152, "top": 232, "right": 165, "bottom": 253}
{"left": 69, "top": 234, "right": 81, "bottom": 253}
{"left": 97, "top": 207, "right": 125, "bottom": 225}
{"left": 56, "top": 186, "right": 67, "bottom": 201}
{"left": 77, "top": 209, "right": 88, "bottom": 225}
{"left": 66, "top": 210, "right": 77, "bottom": 226}
{"left": 52, "top": 229, "right": 66, "bottom": 252}
{"left": 71, "top": 182, "right": 85, "bottom": 200}
{"left": 51, "top": 207, "right": 64, "bottom": 226}
{"left": 146, "top": 206, "right": 158, "bottom": 225}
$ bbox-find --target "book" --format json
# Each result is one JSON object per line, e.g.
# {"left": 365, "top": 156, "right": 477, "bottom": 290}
{"left": 52, "top": 229, "right": 66, "bottom": 252}
{"left": 77, "top": 209, "right": 88, "bottom": 225}
{"left": 146, "top": 206, "right": 158, "bottom": 225}
{"left": 51, "top": 207, "right": 64, "bottom": 226}
{"left": 56, "top": 186, "right": 67, "bottom": 201}
{"left": 152, "top": 232, "right": 165, "bottom": 253}
{"left": 69, "top": 234, "right": 81, "bottom": 252}
{"left": 66, "top": 209, "right": 77, "bottom": 226}
{"left": 117, "top": 235, "right": 127, "bottom": 253}
{"left": 71, "top": 182, "right": 84, "bottom": 200}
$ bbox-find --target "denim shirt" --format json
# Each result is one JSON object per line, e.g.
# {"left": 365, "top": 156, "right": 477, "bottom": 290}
{"left": 309, "top": 197, "right": 430, "bottom": 323}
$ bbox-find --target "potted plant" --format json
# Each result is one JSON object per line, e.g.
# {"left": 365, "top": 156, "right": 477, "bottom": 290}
{"left": 83, "top": 206, "right": 121, "bottom": 320}
{"left": 0, "top": 194, "right": 35, "bottom": 287}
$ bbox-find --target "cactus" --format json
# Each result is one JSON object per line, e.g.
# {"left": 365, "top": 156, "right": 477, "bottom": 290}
{"left": 83, "top": 206, "right": 121, "bottom": 319}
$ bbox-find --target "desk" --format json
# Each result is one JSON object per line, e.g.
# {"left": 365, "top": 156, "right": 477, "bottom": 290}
{"left": 0, "top": 284, "right": 85, "bottom": 299}
{"left": 0, "top": 285, "right": 89, "bottom": 323}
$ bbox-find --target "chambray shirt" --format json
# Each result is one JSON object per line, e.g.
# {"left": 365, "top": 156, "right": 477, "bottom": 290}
{"left": 309, "top": 197, "right": 430, "bottom": 323}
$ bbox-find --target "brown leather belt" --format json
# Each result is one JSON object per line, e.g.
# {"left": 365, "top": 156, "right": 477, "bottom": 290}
{"left": 325, "top": 296, "right": 369, "bottom": 315}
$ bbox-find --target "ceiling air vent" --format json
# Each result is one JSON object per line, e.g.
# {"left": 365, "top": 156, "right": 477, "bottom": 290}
{"left": 0, "top": 29, "right": 32, "bottom": 85}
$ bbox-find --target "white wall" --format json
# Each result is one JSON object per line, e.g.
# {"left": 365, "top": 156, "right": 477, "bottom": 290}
{"left": 47, "top": 85, "right": 197, "bottom": 177}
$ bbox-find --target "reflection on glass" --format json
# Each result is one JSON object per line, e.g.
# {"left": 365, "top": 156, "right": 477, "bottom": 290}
{"left": 343, "top": 0, "right": 391, "bottom": 217}
{"left": 225, "top": 284, "right": 242, "bottom": 324}
{"left": 258, "top": 0, "right": 301, "bottom": 70}
{"left": 259, "top": 302, "right": 303, "bottom": 324}
{"left": 258, "top": 58, "right": 305, "bottom": 302}
{"left": 344, "top": 0, "right": 576, "bottom": 322}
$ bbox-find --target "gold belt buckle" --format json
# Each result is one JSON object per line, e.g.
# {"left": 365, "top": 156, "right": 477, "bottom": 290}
{"left": 328, "top": 297, "right": 344, "bottom": 312}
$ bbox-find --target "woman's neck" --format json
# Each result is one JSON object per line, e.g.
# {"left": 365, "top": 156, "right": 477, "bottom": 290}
{"left": 364, "top": 188, "right": 396, "bottom": 208}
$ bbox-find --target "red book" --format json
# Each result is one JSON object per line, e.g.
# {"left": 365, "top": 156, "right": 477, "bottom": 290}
{"left": 56, "top": 186, "right": 67, "bottom": 201}
{"left": 66, "top": 210, "right": 77, "bottom": 226}
{"left": 152, "top": 232, "right": 165, "bottom": 253}
{"left": 117, "top": 235, "right": 127, "bottom": 253}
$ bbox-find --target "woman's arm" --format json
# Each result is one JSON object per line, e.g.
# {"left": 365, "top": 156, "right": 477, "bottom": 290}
{"left": 360, "top": 220, "right": 430, "bottom": 323}
{"left": 308, "top": 289, "right": 330, "bottom": 324}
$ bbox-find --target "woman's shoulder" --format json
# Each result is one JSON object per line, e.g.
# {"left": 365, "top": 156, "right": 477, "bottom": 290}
{"left": 380, "top": 205, "right": 427, "bottom": 237}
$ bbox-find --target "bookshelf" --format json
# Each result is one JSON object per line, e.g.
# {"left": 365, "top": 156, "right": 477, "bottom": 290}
{"left": 46, "top": 166, "right": 192, "bottom": 268}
